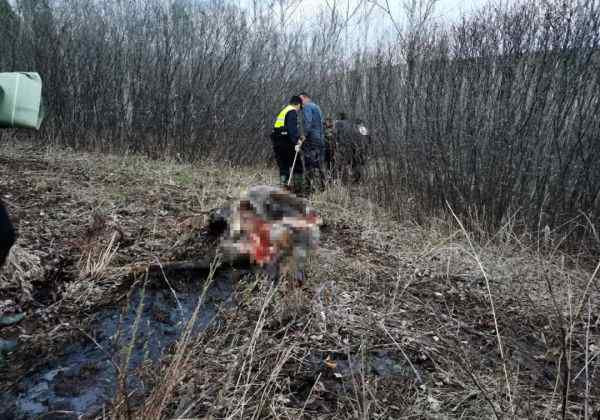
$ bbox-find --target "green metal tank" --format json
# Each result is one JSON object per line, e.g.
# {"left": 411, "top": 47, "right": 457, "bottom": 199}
{"left": 0, "top": 72, "right": 45, "bottom": 129}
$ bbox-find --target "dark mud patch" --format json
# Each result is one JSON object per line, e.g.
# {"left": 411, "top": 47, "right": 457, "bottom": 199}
{"left": 285, "top": 350, "right": 424, "bottom": 412}
{"left": 0, "top": 273, "right": 234, "bottom": 420}
{"left": 0, "top": 156, "right": 51, "bottom": 172}
{"left": 309, "top": 350, "right": 423, "bottom": 381}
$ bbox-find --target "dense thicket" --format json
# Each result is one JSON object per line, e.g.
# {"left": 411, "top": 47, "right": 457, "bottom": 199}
{"left": 357, "top": 1, "right": 600, "bottom": 244}
{"left": 1, "top": 0, "right": 599, "bottom": 246}
{"left": 1, "top": 0, "right": 325, "bottom": 161}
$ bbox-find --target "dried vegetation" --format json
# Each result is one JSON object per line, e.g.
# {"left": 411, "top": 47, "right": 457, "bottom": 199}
{"left": 1, "top": 140, "right": 599, "bottom": 419}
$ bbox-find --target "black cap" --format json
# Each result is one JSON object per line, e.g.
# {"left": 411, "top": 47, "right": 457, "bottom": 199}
{"left": 289, "top": 95, "right": 302, "bottom": 105}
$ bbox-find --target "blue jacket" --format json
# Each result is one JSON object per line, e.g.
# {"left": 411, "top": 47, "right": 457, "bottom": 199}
{"left": 302, "top": 102, "right": 324, "bottom": 146}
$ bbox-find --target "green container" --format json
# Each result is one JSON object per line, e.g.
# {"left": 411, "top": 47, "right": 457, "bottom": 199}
{"left": 0, "top": 72, "right": 45, "bottom": 129}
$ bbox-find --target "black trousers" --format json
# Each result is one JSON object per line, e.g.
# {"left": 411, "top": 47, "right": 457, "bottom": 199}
{"left": 271, "top": 133, "right": 302, "bottom": 182}
{"left": 0, "top": 200, "right": 16, "bottom": 268}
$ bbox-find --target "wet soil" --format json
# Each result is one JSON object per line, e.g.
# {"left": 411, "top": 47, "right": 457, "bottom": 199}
{"left": 0, "top": 143, "right": 241, "bottom": 418}
{"left": 0, "top": 273, "right": 233, "bottom": 420}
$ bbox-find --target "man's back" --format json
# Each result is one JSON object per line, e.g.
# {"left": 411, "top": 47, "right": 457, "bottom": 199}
{"left": 302, "top": 102, "right": 324, "bottom": 147}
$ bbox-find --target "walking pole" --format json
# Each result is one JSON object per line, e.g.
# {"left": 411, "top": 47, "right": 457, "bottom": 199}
{"left": 288, "top": 105, "right": 307, "bottom": 188}
{"left": 288, "top": 148, "right": 299, "bottom": 187}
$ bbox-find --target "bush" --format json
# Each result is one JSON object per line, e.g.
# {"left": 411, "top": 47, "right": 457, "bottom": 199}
{"left": 2, "top": 0, "right": 599, "bottom": 249}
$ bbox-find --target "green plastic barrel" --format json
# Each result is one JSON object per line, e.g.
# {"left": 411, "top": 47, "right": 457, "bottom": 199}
{"left": 0, "top": 72, "right": 45, "bottom": 130}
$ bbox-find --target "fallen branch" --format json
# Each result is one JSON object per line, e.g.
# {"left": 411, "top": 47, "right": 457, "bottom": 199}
{"left": 127, "top": 256, "right": 251, "bottom": 276}
{"left": 128, "top": 259, "right": 214, "bottom": 275}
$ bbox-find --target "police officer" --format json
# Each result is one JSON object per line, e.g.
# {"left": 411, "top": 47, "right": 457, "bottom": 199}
{"left": 271, "top": 96, "right": 304, "bottom": 191}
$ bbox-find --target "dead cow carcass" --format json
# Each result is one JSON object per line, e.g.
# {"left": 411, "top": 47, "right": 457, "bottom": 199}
{"left": 218, "top": 185, "right": 322, "bottom": 282}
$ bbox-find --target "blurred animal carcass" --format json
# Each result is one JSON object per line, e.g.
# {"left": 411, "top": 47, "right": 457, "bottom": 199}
{"left": 214, "top": 185, "right": 322, "bottom": 283}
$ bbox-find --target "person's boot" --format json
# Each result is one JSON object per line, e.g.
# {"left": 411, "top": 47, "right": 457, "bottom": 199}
{"left": 280, "top": 175, "right": 293, "bottom": 192}
{"left": 306, "top": 170, "right": 321, "bottom": 195}
{"left": 292, "top": 175, "right": 307, "bottom": 197}
{"left": 294, "top": 270, "right": 305, "bottom": 288}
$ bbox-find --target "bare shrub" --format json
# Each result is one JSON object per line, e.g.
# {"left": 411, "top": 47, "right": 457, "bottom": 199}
{"left": 2, "top": 0, "right": 599, "bottom": 244}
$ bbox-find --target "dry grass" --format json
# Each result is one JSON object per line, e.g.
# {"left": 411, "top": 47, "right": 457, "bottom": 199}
{"left": 1, "top": 139, "right": 599, "bottom": 419}
{"left": 0, "top": 245, "right": 43, "bottom": 306}
{"left": 78, "top": 231, "right": 121, "bottom": 280}
{"left": 103, "top": 182, "right": 599, "bottom": 419}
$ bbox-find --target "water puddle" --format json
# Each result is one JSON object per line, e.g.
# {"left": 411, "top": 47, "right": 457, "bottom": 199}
{"left": 0, "top": 273, "right": 234, "bottom": 420}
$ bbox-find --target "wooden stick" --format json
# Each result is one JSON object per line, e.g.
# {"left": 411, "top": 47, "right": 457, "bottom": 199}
{"left": 127, "top": 256, "right": 251, "bottom": 275}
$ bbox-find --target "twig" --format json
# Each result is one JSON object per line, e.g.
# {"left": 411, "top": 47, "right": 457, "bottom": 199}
{"left": 450, "top": 347, "right": 501, "bottom": 420}
{"left": 573, "top": 258, "right": 600, "bottom": 324}
{"left": 128, "top": 259, "right": 213, "bottom": 274}
{"left": 584, "top": 301, "right": 591, "bottom": 420}
{"left": 447, "top": 201, "right": 513, "bottom": 412}
{"left": 379, "top": 321, "right": 422, "bottom": 384}
{"left": 299, "top": 372, "right": 322, "bottom": 418}
{"left": 142, "top": 255, "right": 221, "bottom": 418}
{"left": 451, "top": 390, "right": 478, "bottom": 413}
{"left": 127, "top": 256, "right": 250, "bottom": 276}
{"left": 154, "top": 256, "right": 185, "bottom": 319}
{"left": 387, "top": 266, "right": 414, "bottom": 316}
{"left": 544, "top": 273, "right": 570, "bottom": 420}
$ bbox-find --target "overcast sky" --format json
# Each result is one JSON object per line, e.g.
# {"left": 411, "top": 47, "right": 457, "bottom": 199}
{"left": 434, "top": 0, "right": 490, "bottom": 20}
{"left": 275, "top": 0, "right": 497, "bottom": 49}
{"left": 290, "top": 0, "right": 493, "bottom": 23}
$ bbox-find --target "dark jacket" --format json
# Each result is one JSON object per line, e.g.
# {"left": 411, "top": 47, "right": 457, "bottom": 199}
{"left": 0, "top": 200, "right": 16, "bottom": 268}
{"left": 284, "top": 108, "right": 301, "bottom": 145}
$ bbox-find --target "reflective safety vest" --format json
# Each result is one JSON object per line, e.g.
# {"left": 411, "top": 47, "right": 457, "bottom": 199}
{"left": 273, "top": 105, "right": 296, "bottom": 129}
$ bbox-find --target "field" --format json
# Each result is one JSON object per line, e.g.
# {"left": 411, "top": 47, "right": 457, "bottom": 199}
{"left": 1, "top": 139, "right": 599, "bottom": 419}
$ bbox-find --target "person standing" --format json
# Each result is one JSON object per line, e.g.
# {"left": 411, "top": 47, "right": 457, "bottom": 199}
{"left": 270, "top": 96, "right": 304, "bottom": 191}
{"left": 323, "top": 116, "right": 336, "bottom": 175}
{"left": 0, "top": 199, "right": 16, "bottom": 268}
{"left": 299, "top": 92, "right": 325, "bottom": 192}
{"left": 333, "top": 113, "right": 370, "bottom": 183}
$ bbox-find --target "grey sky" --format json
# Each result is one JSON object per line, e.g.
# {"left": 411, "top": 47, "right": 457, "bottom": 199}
{"left": 435, "top": 0, "right": 490, "bottom": 21}
{"left": 292, "top": 0, "right": 493, "bottom": 22}
{"left": 278, "top": 0, "right": 497, "bottom": 49}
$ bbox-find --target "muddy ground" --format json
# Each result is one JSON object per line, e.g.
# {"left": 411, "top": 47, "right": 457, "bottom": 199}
{"left": 0, "top": 140, "right": 252, "bottom": 418}
{"left": 1, "top": 140, "right": 599, "bottom": 419}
